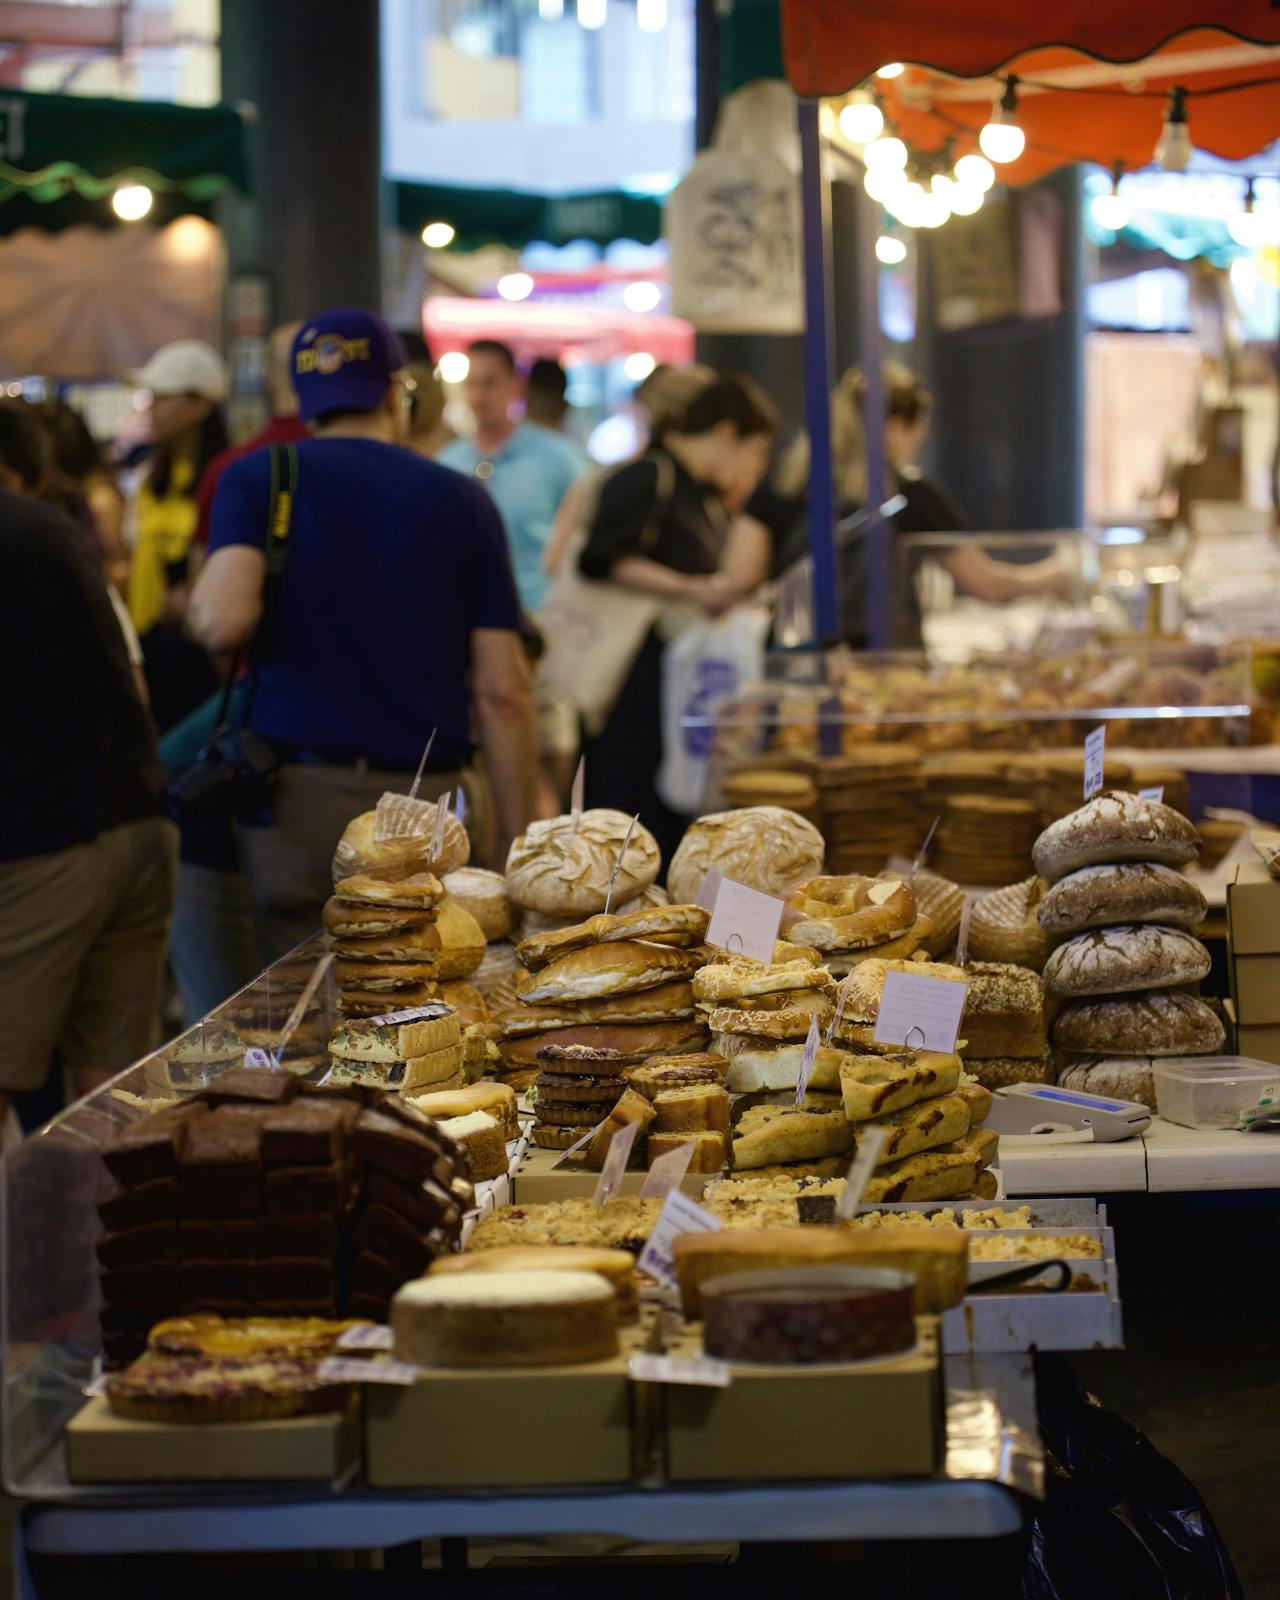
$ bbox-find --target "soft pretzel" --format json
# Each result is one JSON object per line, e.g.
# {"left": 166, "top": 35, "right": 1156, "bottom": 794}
{"left": 785, "top": 876, "right": 917, "bottom": 953}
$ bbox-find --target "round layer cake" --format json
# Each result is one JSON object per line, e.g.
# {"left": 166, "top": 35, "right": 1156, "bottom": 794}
{"left": 391, "top": 1269, "right": 619, "bottom": 1367}
{"left": 701, "top": 1267, "right": 916, "bottom": 1365}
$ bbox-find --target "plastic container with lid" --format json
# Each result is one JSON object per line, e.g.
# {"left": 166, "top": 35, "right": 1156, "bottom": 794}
{"left": 1152, "top": 1057, "right": 1279, "bottom": 1130}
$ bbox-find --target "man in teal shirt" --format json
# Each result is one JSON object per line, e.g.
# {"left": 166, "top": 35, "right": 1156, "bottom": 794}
{"left": 440, "top": 340, "right": 585, "bottom": 614}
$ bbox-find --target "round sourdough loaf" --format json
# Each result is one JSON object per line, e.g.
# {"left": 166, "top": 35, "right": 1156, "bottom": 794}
{"left": 1038, "top": 862, "right": 1208, "bottom": 935}
{"left": 667, "top": 806, "right": 824, "bottom": 906}
{"left": 1043, "top": 925, "right": 1210, "bottom": 998}
{"left": 1052, "top": 990, "right": 1224, "bottom": 1058}
{"left": 505, "top": 810, "right": 661, "bottom": 915}
{"left": 442, "top": 868, "right": 516, "bottom": 942}
{"left": 969, "top": 877, "right": 1051, "bottom": 969}
{"left": 1032, "top": 792, "right": 1200, "bottom": 882}
{"left": 332, "top": 809, "right": 469, "bottom": 884}
{"left": 1057, "top": 1056, "right": 1158, "bottom": 1109}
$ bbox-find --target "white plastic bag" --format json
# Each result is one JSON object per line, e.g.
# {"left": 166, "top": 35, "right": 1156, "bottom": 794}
{"left": 657, "top": 607, "right": 771, "bottom": 814}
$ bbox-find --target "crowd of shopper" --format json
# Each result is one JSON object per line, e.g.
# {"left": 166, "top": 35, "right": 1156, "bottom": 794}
{"left": 2, "top": 308, "right": 1041, "bottom": 1123}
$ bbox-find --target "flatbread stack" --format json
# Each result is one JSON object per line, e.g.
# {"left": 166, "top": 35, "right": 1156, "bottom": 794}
{"left": 1034, "top": 792, "right": 1219, "bottom": 1106}
{"left": 931, "top": 794, "right": 1040, "bottom": 886}
{"left": 814, "top": 747, "right": 924, "bottom": 875}
{"left": 720, "top": 767, "right": 821, "bottom": 827}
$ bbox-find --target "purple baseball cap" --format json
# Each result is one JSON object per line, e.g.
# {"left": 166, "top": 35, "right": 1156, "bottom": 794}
{"left": 291, "top": 308, "right": 409, "bottom": 422}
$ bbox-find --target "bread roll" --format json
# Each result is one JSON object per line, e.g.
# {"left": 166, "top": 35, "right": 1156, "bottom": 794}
{"left": 433, "top": 899, "right": 487, "bottom": 980}
{"left": 694, "top": 961, "right": 836, "bottom": 1005}
{"left": 332, "top": 808, "right": 469, "bottom": 885}
{"left": 334, "top": 872, "right": 444, "bottom": 910}
{"left": 1052, "top": 990, "right": 1224, "bottom": 1058}
{"left": 1038, "top": 862, "right": 1208, "bottom": 935}
{"left": 667, "top": 806, "right": 824, "bottom": 906}
{"left": 1032, "top": 792, "right": 1201, "bottom": 882}
{"left": 1043, "top": 925, "right": 1211, "bottom": 998}
{"left": 442, "top": 868, "right": 516, "bottom": 942}
{"left": 505, "top": 810, "right": 661, "bottom": 915}
{"left": 731, "top": 1104, "right": 853, "bottom": 1170}
{"left": 322, "top": 899, "right": 436, "bottom": 939}
{"left": 517, "top": 941, "right": 705, "bottom": 1005}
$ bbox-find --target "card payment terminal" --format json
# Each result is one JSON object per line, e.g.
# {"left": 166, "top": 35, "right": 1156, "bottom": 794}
{"left": 986, "top": 1082, "right": 1152, "bottom": 1142}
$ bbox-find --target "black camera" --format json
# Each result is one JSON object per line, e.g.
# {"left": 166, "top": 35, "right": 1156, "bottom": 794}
{"left": 164, "top": 726, "right": 280, "bottom": 825}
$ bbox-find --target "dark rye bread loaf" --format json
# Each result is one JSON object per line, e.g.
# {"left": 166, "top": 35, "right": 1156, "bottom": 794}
{"left": 1052, "top": 990, "right": 1224, "bottom": 1058}
{"left": 1038, "top": 862, "right": 1208, "bottom": 935}
{"left": 1043, "top": 925, "right": 1211, "bottom": 998}
{"left": 1032, "top": 793, "right": 1201, "bottom": 882}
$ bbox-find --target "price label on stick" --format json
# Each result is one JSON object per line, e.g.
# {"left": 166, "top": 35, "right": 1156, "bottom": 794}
{"left": 272, "top": 952, "right": 334, "bottom": 1064}
{"left": 337, "top": 1323, "right": 394, "bottom": 1351}
{"left": 570, "top": 756, "right": 585, "bottom": 831}
{"left": 1084, "top": 725, "right": 1106, "bottom": 800}
{"left": 430, "top": 792, "right": 450, "bottom": 862}
{"left": 408, "top": 728, "right": 438, "bottom": 804}
{"left": 244, "top": 1047, "right": 274, "bottom": 1070}
{"left": 795, "top": 1013, "right": 820, "bottom": 1107}
{"left": 705, "top": 875, "right": 784, "bottom": 965}
{"left": 592, "top": 1118, "right": 641, "bottom": 1206}
{"left": 837, "top": 1127, "right": 889, "bottom": 1219}
{"left": 954, "top": 893, "right": 975, "bottom": 968}
{"left": 552, "top": 1119, "right": 603, "bottom": 1169}
{"left": 872, "top": 969, "right": 968, "bottom": 1055}
{"left": 316, "top": 1357, "right": 419, "bottom": 1386}
{"left": 630, "top": 1352, "right": 732, "bottom": 1388}
{"left": 695, "top": 867, "right": 723, "bottom": 913}
{"left": 910, "top": 814, "right": 942, "bottom": 878}
{"left": 603, "top": 812, "right": 640, "bottom": 916}
{"left": 637, "top": 1188, "right": 721, "bottom": 1290}
{"left": 826, "top": 972, "right": 853, "bottom": 1046}
{"left": 1138, "top": 786, "right": 1164, "bottom": 803}
{"left": 639, "top": 1138, "right": 697, "bottom": 1199}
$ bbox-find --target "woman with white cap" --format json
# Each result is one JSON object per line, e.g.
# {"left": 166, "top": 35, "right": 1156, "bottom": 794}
{"left": 125, "top": 339, "right": 230, "bottom": 731}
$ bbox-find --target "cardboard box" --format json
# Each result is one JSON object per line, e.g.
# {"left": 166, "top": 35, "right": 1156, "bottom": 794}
{"left": 1236, "top": 1020, "right": 1280, "bottom": 1067}
{"left": 660, "top": 1318, "right": 942, "bottom": 1483}
{"left": 66, "top": 1395, "right": 359, "bottom": 1484}
{"left": 1231, "top": 955, "right": 1280, "bottom": 1024}
{"left": 365, "top": 1341, "right": 637, "bottom": 1489}
{"left": 1228, "top": 861, "right": 1280, "bottom": 955}
{"left": 512, "top": 1142, "right": 713, "bottom": 1204}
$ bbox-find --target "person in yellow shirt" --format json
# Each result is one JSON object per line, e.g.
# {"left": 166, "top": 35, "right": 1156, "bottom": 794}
{"left": 125, "top": 340, "right": 230, "bottom": 731}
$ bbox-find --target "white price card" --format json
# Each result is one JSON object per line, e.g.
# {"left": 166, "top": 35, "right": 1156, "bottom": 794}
{"left": 455, "top": 786, "right": 467, "bottom": 825}
{"left": 836, "top": 1127, "right": 889, "bottom": 1218}
{"left": 367, "top": 1002, "right": 451, "bottom": 1025}
{"left": 1138, "top": 786, "right": 1164, "bottom": 803}
{"left": 638, "top": 1138, "right": 697, "bottom": 1199}
{"left": 592, "top": 1117, "right": 640, "bottom": 1205}
{"left": 705, "top": 875, "right": 784, "bottom": 965}
{"left": 637, "top": 1187, "right": 721, "bottom": 1290}
{"left": 244, "top": 1047, "right": 274, "bottom": 1070}
{"left": 872, "top": 969, "right": 968, "bottom": 1055}
{"left": 337, "top": 1323, "right": 394, "bottom": 1351}
{"left": 694, "top": 867, "right": 723, "bottom": 913}
{"left": 316, "top": 1357, "right": 419, "bottom": 1386}
{"left": 629, "top": 1352, "right": 732, "bottom": 1388}
{"left": 1083, "top": 725, "right": 1106, "bottom": 800}
{"left": 795, "top": 1013, "right": 820, "bottom": 1107}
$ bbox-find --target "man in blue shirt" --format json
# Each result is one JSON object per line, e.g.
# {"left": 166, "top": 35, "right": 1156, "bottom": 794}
{"left": 191, "top": 309, "right": 537, "bottom": 958}
{"left": 439, "top": 340, "right": 584, "bottom": 614}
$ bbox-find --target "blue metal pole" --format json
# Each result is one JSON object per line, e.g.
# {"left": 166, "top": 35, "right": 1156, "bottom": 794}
{"left": 797, "top": 99, "right": 840, "bottom": 645}
{"left": 855, "top": 179, "right": 890, "bottom": 650}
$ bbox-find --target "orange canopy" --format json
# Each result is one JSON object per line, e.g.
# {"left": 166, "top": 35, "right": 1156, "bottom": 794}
{"left": 781, "top": 5, "right": 1280, "bottom": 182}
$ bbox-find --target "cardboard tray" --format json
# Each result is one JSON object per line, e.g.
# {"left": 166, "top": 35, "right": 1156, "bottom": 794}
{"left": 658, "top": 1318, "right": 942, "bottom": 1483}
{"left": 511, "top": 1142, "right": 714, "bottom": 1204}
{"left": 66, "top": 1395, "right": 359, "bottom": 1485}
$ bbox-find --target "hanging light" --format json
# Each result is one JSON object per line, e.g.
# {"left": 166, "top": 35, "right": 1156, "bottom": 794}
{"left": 497, "top": 272, "right": 535, "bottom": 301}
{"left": 1154, "top": 86, "right": 1192, "bottom": 172}
{"left": 863, "top": 165, "right": 908, "bottom": 203}
{"left": 539, "top": 0, "right": 565, "bottom": 17}
{"left": 624, "top": 351, "right": 657, "bottom": 381}
{"left": 876, "top": 63, "right": 905, "bottom": 80}
{"left": 112, "top": 183, "right": 153, "bottom": 221}
{"left": 948, "top": 183, "right": 984, "bottom": 216}
{"left": 863, "top": 132, "right": 908, "bottom": 173}
{"left": 578, "top": 0, "right": 606, "bottom": 27}
{"left": 838, "top": 91, "right": 884, "bottom": 146}
{"left": 637, "top": 0, "right": 667, "bottom": 32}
{"left": 917, "top": 186, "right": 951, "bottom": 228}
{"left": 1091, "top": 165, "right": 1132, "bottom": 232}
{"left": 1229, "top": 178, "right": 1265, "bottom": 247}
{"left": 438, "top": 351, "right": 470, "bottom": 384}
{"left": 954, "top": 152, "right": 995, "bottom": 193}
{"left": 622, "top": 280, "right": 662, "bottom": 312}
{"left": 979, "top": 76, "right": 1025, "bottom": 165}
{"left": 886, "top": 181, "right": 928, "bottom": 228}
{"left": 876, "top": 235, "right": 908, "bottom": 265}
{"left": 421, "top": 220, "right": 456, "bottom": 248}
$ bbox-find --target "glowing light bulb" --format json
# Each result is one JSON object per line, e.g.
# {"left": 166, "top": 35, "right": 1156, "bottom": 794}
{"left": 863, "top": 166, "right": 907, "bottom": 203}
{"left": 539, "top": 0, "right": 564, "bottom": 18}
{"left": 1229, "top": 207, "right": 1264, "bottom": 247}
{"left": 886, "top": 180, "right": 927, "bottom": 228}
{"left": 112, "top": 184, "right": 153, "bottom": 221}
{"left": 497, "top": 272, "right": 535, "bottom": 301}
{"left": 838, "top": 93, "right": 884, "bottom": 146}
{"left": 863, "top": 134, "right": 908, "bottom": 173}
{"left": 624, "top": 351, "right": 656, "bottom": 381}
{"left": 1154, "top": 86, "right": 1192, "bottom": 172}
{"left": 637, "top": 0, "right": 667, "bottom": 31}
{"left": 948, "top": 183, "right": 984, "bottom": 216}
{"left": 876, "top": 63, "right": 905, "bottom": 79}
{"left": 1091, "top": 189, "right": 1132, "bottom": 231}
{"left": 622, "top": 280, "right": 661, "bottom": 312}
{"left": 979, "top": 77, "right": 1024, "bottom": 165}
{"left": 875, "top": 235, "right": 907, "bottom": 265}
{"left": 438, "top": 352, "right": 470, "bottom": 384}
{"left": 577, "top": 0, "right": 606, "bottom": 28}
{"left": 954, "top": 153, "right": 995, "bottom": 192}
{"left": 421, "top": 221, "right": 456, "bottom": 248}
{"left": 917, "top": 188, "right": 950, "bottom": 228}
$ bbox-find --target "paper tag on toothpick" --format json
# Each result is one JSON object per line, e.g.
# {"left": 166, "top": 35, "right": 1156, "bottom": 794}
{"left": 316, "top": 1357, "right": 419, "bottom": 1386}
{"left": 455, "top": 786, "right": 467, "bottom": 825}
{"left": 873, "top": 969, "right": 968, "bottom": 1055}
{"left": 272, "top": 952, "right": 334, "bottom": 1063}
{"left": 637, "top": 1187, "right": 721, "bottom": 1289}
{"left": 592, "top": 1117, "right": 640, "bottom": 1205}
{"left": 954, "top": 894, "right": 974, "bottom": 968}
{"left": 337, "top": 1323, "right": 394, "bottom": 1351}
{"left": 705, "top": 875, "right": 784, "bottom": 965}
{"left": 430, "top": 792, "right": 450, "bottom": 862}
{"left": 826, "top": 971, "right": 854, "bottom": 1046}
{"left": 639, "top": 1138, "right": 698, "bottom": 1199}
{"left": 603, "top": 812, "right": 640, "bottom": 916}
{"left": 244, "top": 1047, "right": 274, "bottom": 1070}
{"left": 570, "top": 756, "right": 585, "bottom": 830}
{"left": 551, "top": 1119, "right": 604, "bottom": 1168}
{"left": 695, "top": 867, "right": 723, "bottom": 913}
{"left": 1084, "top": 725, "right": 1106, "bottom": 800}
{"left": 795, "top": 1013, "right": 820, "bottom": 1107}
{"left": 629, "top": 1352, "right": 732, "bottom": 1388}
{"left": 1138, "top": 786, "right": 1164, "bottom": 803}
{"left": 910, "top": 814, "right": 941, "bottom": 878}
{"left": 837, "top": 1127, "right": 889, "bottom": 1218}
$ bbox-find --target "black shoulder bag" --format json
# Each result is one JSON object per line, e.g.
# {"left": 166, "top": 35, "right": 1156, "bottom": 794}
{"left": 164, "top": 444, "right": 298, "bottom": 824}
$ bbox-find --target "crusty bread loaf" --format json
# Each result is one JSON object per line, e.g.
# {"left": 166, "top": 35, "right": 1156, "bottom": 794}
{"left": 500, "top": 1020, "right": 709, "bottom": 1069}
{"left": 653, "top": 1083, "right": 731, "bottom": 1134}
{"left": 731, "top": 1104, "right": 852, "bottom": 1170}
{"left": 709, "top": 997, "right": 834, "bottom": 1040}
{"left": 1032, "top": 792, "right": 1201, "bottom": 882}
{"left": 1038, "top": 862, "right": 1208, "bottom": 935}
{"left": 322, "top": 899, "right": 437, "bottom": 939}
{"left": 839, "top": 1051, "right": 962, "bottom": 1121}
{"left": 517, "top": 905, "right": 709, "bottom": 970}
{"left": 432, "top": 899, "right": 488, "bottom": 980}
{"left": 1057, "top": 1055, "right": 1157, "bottom": 1109}
{"left": 1052, "top": 990, "right": 1224, "bottom": 1058}
{"left": 969, "top": 877, "right": 1051, "bottom": 970}
{"left": 499, "top": 981, "right": 696, "bottom": 1036}
{"left": 584, "top": 1088, "right": 655, "bottom": 1170}
{"left": 952, "top": 1080, "right": 995, "bottom": 1123}
{"left": 962, "top": 1053, "right": 1055, "bottom": 1090}
{"left": 505, "top": 809, "right": 661, "bottom": 915}
{"left": 694, "top": 960, "right": 836, "bottom": 1004}
{"left": 785, "top": 876, "right": 916, "bottom": 953}
{"left": 1043, "top": 925, "right": 1211, "bottom": 998}
{"left": 335, "top": 872, "right": 444, "bottom": 909}
{"left": 960, "top": 962, "right": 1047, "bottom": 1060}
{"left": 858, "top": 1091, "right": 971, "bottom": 1166}
{"left": 647, "top": 1130, "right": 727, "bottom": 1173}
{"left": 332, "top": 808, "right": 469, "bottom": 885}
{"left": 667, "top": 806, "right": 824, "bottom": 906}
{"left": 517, "top": 941, "right": 705, "bottom": 1005}
{"left": 442, "top": 868, "right": 517, "bottom": 942}
{"left": 330, "top": 921, "right": 443, "bottom": 962}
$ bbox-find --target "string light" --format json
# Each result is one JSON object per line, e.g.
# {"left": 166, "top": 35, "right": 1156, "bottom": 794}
{"left": 875, "top": 235, "right": 908, "bottom": 265}
{"left": 979, "top": 76, "right": 1025, "bottom": 165}
{"left": 421, "top": 221, "right": 456, "bottom": 248}
{"left": 948, "top": 182, "right": 984, "bottom": 216}
{"left": 577, "top": 0, "right": 606, "bottom": 27}
{"left": 636, "top": 0, "right": 667, "bottom": 32}
{"left": 954, "top": 153, "right": 995, "bottom": 193}
{"left": 112, "top": 184, "right": 153, "bottom": 221}
{"left": 497, "top": 272, "right": 535, "bottom": 301}
{"left": 863, "top": 133, "right": 908, "bottom": 173}
{"left": 876, "top": 63, "right": 905, "bottom": 80}
{"left": 838, "top": 92, "right": 884, "bottom": 146}
{"left": 1091, "top": 164, "right": 1132, "bottom": 232}
{"left": 538, "top": 0, "right": 564, "bottom": 17}
{"left": 863, "top": 165, "right": 907, "bottom": 203}
{"left": 1229, "top": 178, "right": 1267, "bottom": 247}
{"left": 438, "top": 352, "right": 470, "bottom": 384}
{"left": 1154, "top": 86, "right": 1192, "bottom": 171}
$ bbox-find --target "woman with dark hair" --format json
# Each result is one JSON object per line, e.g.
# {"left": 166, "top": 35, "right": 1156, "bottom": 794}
{"left": 124, "top": 341, "right": 230, "bottom": 731}
{"left": 578, "top": 372, "right": 778, "bottom": 861}
{"left": 34, "top": 398, "right": 129, "bottom": 590}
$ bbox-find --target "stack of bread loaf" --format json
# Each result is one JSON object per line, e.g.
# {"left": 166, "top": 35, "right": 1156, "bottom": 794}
{"left": 954, "top": 960, "right": 1055, "bottom": 1090}
{"left": 1034, "top": 792, "right": 1218, "bottom": 1106}
{"left": 814, "top": 747, "right": 924, "bottom": 875}
{"left": 782, "top": 873, "right": 932, "bottom": 977}
{"left": 696, "top": 954, "right": 837, "bottom": 1094}
{"left": 326, "top": 1004, "right": 465, "bottom": 1096}
{"left": 720, "top": 768, "right": 821, "bottom": 827}
{"left": 968, "top": 877, "right": 1052, "bottom": 971}
{"left": 932, "top": 795, "right": 1040, "bottom": 886}
{"left": 325, "top": 809, "right": 487, "bottom": 1021}
{"left": 504, "top": 809, "right": 663, "bottom": 946}
{"left": 666, "top": 805, "right": 825, "bottom": 904}
{"left": 495, "top": 904, "right": 712, "bottom": 1095}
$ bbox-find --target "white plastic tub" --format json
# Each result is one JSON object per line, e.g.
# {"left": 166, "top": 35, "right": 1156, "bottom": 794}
{"left": 1152, "top": 1057, "right": 1278, "bottom": 1130}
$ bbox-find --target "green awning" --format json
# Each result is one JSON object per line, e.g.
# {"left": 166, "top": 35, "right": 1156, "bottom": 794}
{"left": 718, "top": 0, "right": 785, "bottom": 98}
{"left": 0, "top": 88, "right": 249, "bottom": 208}
{"left": 394, "top": 180, "right": 662, "bottom": 251}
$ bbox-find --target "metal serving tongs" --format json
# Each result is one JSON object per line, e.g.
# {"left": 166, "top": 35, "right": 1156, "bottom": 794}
{"left": 968, "top": 1258, "right": 1073, "bottom": 1295}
